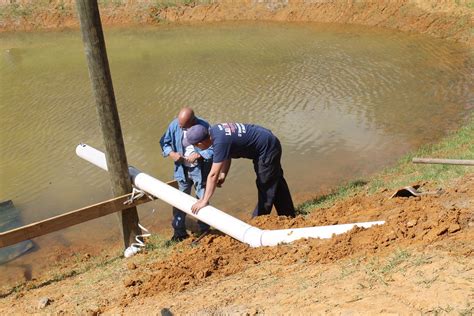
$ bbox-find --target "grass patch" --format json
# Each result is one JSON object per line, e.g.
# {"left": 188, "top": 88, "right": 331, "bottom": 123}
{"left": 459, "top": 303, "right": 474, "bottom": 316}
{"left": 0, "top": 0, "right": 215, "bottom": 24}
{"left": 456, "top": 0, "right": 474, "bottom": 9}
{"left": 296, "top": 179, "right": 368, "bottom": 215}
{"left": 0, "top": 2, "right": 35, "bottom": 20}
{"left": 0, "top": 0, "right": 74, "bottom": 21}
{"left": 430, "top": 305, "right": 454, "bottom": 315}
{"left": 416, "top": 274, "right": 440, "bottom": 288}
{"left": 339, "top": 257, "right": 363, "bottom": 279}
{"left": 364, "top": 249, "right": 412, "bottom": 286}
{"left": 380, "top": 249, "right": 411, "bottom": 274}
{"left": 296, "top": 114, "right": 473, "bottom": 214}
{"left": 0, "top": 233, "right": 176, "bottom": 299}
{"left": 145, "top": 234, "right": 178, "bottom": 255}
{"left": 0, "top": 252, "right": 122, "bottom": 299}
{"left": 340, "top": 250, "right": 437, "bottom": 286}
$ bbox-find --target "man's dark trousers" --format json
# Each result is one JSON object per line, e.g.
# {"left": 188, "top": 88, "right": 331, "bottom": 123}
{"left": 252, "top": 140, "right": 295, "bottom": 217}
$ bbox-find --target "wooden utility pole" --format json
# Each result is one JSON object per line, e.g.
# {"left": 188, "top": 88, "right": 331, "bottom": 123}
{"left": 76, "top": 0, "right": 141, "bottom": 248}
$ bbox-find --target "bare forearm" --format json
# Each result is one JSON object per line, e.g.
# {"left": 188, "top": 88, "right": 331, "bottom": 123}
{"left": 192, "top": 162, "right": 223, "bottom": 213}
{"left": 202, "top": 172, "right": 218, "bottom": 203}
{"left": 221, "top": 159, "right": 231, "bottom": 174}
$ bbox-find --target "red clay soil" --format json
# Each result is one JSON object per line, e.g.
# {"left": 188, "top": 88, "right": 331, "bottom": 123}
{"left": 0, "top": 174, "right": 471, "bottom": 314}
{"left": 120, "top": 174, "right": 473, "bottom": 305}
{"left": 1, "top": 1, "right": 472, "bottom": 44}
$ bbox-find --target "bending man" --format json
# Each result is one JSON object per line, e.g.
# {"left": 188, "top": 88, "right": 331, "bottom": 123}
{"left": 160, "top": 107, "right": 213, "bottom": 241}
{"left": 183, "top": 123, "right": 295, "bottom": 217}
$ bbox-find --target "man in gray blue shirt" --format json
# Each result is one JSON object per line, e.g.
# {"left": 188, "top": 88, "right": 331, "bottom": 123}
{"left": 160, "top": 108, "right": 213, "bottom": 241}
{"left": 183, "top": 123, "right": 295, "bottom": 218}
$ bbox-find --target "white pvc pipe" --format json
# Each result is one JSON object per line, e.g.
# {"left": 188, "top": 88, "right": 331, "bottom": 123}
{"left": 76, "top": 144, "right": 384, "bottom": 247}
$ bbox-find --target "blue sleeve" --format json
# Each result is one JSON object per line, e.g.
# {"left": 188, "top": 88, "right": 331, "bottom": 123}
{"left": 213, "top": 142, "right": 231, "bottom": 163}
{"left": 160, "top": 121, "right": 175, "bottom": 157}
{"left": 197, "top": 145, "right": 213, "bottom": 160}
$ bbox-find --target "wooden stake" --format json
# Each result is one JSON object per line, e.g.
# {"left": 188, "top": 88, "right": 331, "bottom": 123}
{"left": 76, "top": 0, "right": 140, "bottom": 247}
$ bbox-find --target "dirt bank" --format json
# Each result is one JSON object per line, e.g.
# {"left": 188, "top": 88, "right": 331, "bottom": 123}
{"left": 0, "top": 173, "right": 472, "bottom": 314}
{"left": 122, "top": 174, "right": 473, "bottom": 298}
{"left": 0, "top": 0, "right": 472, "bottom": 44}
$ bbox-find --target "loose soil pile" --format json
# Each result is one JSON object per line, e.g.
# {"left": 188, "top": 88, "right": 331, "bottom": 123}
{"left": 121, "top": 175, "right": 473, "bottom": 304}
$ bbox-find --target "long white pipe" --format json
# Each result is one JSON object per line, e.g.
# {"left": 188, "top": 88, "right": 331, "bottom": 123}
{"left": 76, "top": 144, "right": 384, "bottom": 247}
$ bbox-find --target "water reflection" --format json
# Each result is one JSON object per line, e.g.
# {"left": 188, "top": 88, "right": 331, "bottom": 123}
{"left": 3, "top": 48, "right": 23, "bottom": 68}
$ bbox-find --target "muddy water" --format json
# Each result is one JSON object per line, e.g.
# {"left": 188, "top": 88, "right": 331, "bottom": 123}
{"left": 0, "top": 22, "right": 472, "bottom": 281}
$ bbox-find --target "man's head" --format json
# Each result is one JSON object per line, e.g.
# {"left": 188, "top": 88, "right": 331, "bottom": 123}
{"left": 183, "top": 124, "right": 211, "bottom": 150}
{"left": 178, "top": 107, "right": 196, "bottom": 129}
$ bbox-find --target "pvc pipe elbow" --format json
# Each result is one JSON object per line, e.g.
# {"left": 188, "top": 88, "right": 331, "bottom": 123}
{"left": 241, "top": 226, "right": 264, "bottom": 248}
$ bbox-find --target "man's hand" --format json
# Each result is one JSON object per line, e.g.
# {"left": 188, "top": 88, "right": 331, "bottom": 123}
{"left": 191, "top": 199, "right": 209, "bottom": 214}
{"left": 186, "top": 152, "right": 201, "bottom": 164}
{"left": 169, "top": 151, "right": 184, "bottom": 163}
{"left": 216, "top": 172, "right": 226, "bottom": 187}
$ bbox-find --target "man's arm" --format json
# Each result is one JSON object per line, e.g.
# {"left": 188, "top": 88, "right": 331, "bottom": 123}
{"left": 197, "top": 146, "right": 213, "bottom": 160}
{"left": 195, "top": 118, "right": 213, "bottom": 160}
{"left": 160, "top": 121, "right": 184, "bottom": 163}
{"left": 191, "top": 162, "right": 223, "bottom": 213}
{"left": 217, "top": 159, "right": 231, "bottom": 186}
{"left": 159, "top": 123, "right": 174, "bottom": 157}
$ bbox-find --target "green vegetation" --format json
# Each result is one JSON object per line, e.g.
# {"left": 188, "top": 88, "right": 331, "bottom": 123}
{"left": 145, "top": 0, "right": 216, "bottom": 23}
{"left": 455, "top": 0, "right": 474, "bottom": 9}
{"left": 0, "top": 1, "right": 36, "bottom": 19}
{"left": 297, "top": 114, "right": 473, "bottom": 215}
{"left": 148, "top": 0, "right": 214, "bottom": 8}
{"left": 0, "top": 0, "right": 72, "bottom": 21}
{"left": 380, "top": 249, "right": 411, "bottom": 274}
{"left": 296, "top": 179, "right": 368, "bottom": 215}
{"left": 343, "top": 248, "right": 451, "bottom": 288}
{"left": 362, "top": 249, "right": 412, "bottom": 286}
{"left": 0, "top": 233, "right": 180, "bottom": 299}
{"left": 0, "top": 0, "right": 221, "bottom": 30}
{"left": 0, "top": 251, "right": 121, "bottom": 298}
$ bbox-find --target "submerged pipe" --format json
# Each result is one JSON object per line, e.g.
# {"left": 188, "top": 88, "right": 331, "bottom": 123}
{"left": 76, "top": 144, "right": 384, "bottom": 247}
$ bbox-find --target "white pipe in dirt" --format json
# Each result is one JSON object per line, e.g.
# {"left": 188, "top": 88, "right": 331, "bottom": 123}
{"left": 76, "top": 143, "right": 384, "bottom": 247}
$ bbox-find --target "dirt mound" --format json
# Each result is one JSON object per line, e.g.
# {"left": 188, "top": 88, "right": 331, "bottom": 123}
{"left": 121, "top": 175, "right": 473, "bottom": 305}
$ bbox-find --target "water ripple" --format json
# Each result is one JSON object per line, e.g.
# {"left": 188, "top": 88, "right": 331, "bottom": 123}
{"left": 0, "top": 22, "right": 471, "bottom": 226}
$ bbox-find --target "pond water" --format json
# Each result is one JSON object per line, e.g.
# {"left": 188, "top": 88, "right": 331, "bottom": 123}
{"left": 0, "top": 22, "right": 472, "bottom": 279}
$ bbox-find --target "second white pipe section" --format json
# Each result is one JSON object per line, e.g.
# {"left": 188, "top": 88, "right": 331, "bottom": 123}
{"left": 76, "top": 144, "right": 384, "bottom": 247}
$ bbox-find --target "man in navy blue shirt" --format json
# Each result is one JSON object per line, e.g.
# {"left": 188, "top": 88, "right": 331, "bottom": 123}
{"left": 183, "top": 123, "right": 295, "bottom": 217}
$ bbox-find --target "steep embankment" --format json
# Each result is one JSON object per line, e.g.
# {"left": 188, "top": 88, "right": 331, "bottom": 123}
{"left": 0, "top": 1, "right": 472, "bottom": 44}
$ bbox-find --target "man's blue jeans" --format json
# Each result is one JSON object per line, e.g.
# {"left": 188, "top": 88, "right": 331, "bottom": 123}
{"left": 172, "top": 166, "right": 210, "bottom": 237}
